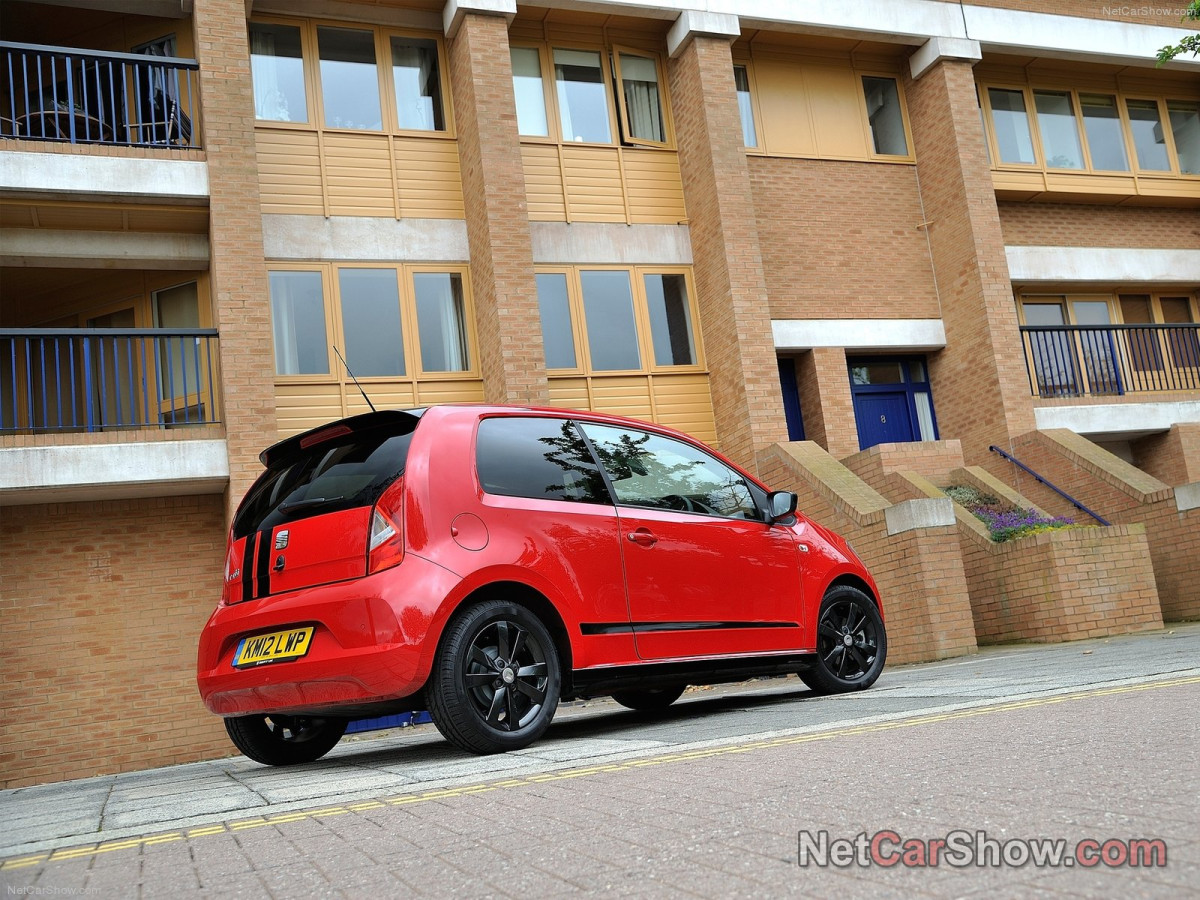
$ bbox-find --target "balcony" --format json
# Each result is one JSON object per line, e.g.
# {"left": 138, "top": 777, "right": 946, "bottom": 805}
{"left": 2, "top": 328, "right": 221, "bottom": 433}
{"left": 1021, "top": 324, "right": 1200, "bottom": 398}
{"left": 1, "top": 41, "right": 198, "bottom": 149}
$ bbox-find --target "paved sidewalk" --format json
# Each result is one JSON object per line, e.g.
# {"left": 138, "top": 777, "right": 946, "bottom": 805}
{"left": 2, "top": 624, "right": 1198, "bottom": 868}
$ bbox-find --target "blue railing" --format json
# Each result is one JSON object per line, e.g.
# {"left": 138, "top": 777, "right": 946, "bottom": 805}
{"left": 1, "top": 329, "right": 220, "bottom": 433}
{"left": 988, "top": 445, "right": 1110, "bottom": 526}
{"left": 1020, "top": 324, "right": 1200, "bottom": 399}
{"left": 1, "top": 41, "right": 198, "bottom": 148}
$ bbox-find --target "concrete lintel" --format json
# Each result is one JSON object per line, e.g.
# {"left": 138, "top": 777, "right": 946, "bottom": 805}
{"left": 262, "top": 214, "right": 469, "bottom": 262}
{"left": 1007, "top": 246, "right": 1200, "bottom": 284}
{"left": 773, "top": 318, "right": 946, "bottom": 352}
{"left": 530, "top": 222, "right": 692, "bottom": 265}
{"left": 443, "top": 0, "right": 516, "bottom": 38}
{"left": 0, "top": 229, "right": 209, "bottom": 269}
{"left": 885, "top": 497, "right": 956, "bottom": 535}
{"left": 909, "top": 36, "right": 982, "bottom": 79}
{"left": 667, "top": 10, "right": 740, "bottom": 58}
{"left": 0, "top": 152, "right": 209, "bottom": 202}
{"left": 0, "top": 439, "right": 229, "bottom": 507}
{"left": 1176, "top": 483, "right": 1200, "bottom": 513}
{"left": 1034, "top": 401, "right": 1200, "bottom": 441}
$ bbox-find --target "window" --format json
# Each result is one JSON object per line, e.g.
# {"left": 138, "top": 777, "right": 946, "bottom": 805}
{"left": 152, "top": 282, "right": 201, "bottom": 402}
{"left": 581, "top": 424, "right": 761, "bottom": 520}
{"left": 1125, "top": 99, "right": 1170, "bottom": 171}
{"left": 536, "top": 267, "right": 702, "bottom": 375}
{"left": 318, "top": 26, "right": 382, "bottom": 130}
{"left": 644, "top": 274, "right": 695, "bottom": 366}
{"left": 270, "top": 271, "right": 328, "bottom": 375}
{"left": 987, "top": 88, "right": 1036, "bottom": 164}
{"left": 413, "top": 273, "right": 468, "bottom": 372}
{"left": 862, "top": 76, "right": 908, "bottom": 156}
{"left": 476, "top": 417, "right": 609, "bottom": 504}
{"left": 554, "top": 49, "right": 611, "bottom": 143}
{"left": 339, "top": 269, "right": 404, "bottom": 377}
{"left": 580, "top": 271, "right": 640, "bottom": 371}
{"left": 615, "top": 50, "right": 665, "bottom": 144}
{"left": 511, "top": 47, "right": 548, "bottom": 137}
{"left": 734, "top": 65, "right": 757, "bottom": 148}
{"left": 1079, "top": 94, "right": 1128, "bottom": 171}
{"left": 1033, "top": 90, "right": 1084, "bottom": 169}
{"left": 536, "top": 273, "right": 576, "bottom": 369}
{"left": 391, "top": 37, "right": 443, "bottom": 131}
{"left": 250, "top": 23, "right": 307, "bottom": 122}
{"left": 1168, "top": 100, "right": 1200, "bottom": 175}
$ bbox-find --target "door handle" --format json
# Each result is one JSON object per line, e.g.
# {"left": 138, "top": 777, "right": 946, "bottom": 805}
{"left": 627, "top": 528, "right": 658, "bottom": 547}
{"left": 273, "top": 554, "right": 286, "bottom": 572}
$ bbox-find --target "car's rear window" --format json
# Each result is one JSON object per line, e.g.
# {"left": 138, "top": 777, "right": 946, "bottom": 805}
{"left": 233, "top": 420, "right": 419, "bottom": 539}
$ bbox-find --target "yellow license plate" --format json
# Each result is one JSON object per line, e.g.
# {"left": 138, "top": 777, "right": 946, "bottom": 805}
{"left": 234, "top": 627, "right": 314, "bottom": 668}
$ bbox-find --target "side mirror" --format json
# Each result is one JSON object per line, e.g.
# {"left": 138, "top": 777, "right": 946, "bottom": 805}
{"left": 768, "top": 490, "right": 798, "bottom": 523}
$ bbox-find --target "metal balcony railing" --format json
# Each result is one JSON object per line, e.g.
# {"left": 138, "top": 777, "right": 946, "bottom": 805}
{"left": 1020, "top": 324, "right": 1200, "bottom": 398}
{"left": 1, "top": 41, "right": 198, "bottom": 148}
{"left": 1, "top": 329, "right": 221, "bottom": 433}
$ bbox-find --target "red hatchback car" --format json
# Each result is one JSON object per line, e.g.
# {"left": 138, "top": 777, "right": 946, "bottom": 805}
{"left": 197, "top": 405, "right": 885, "bottom": 765}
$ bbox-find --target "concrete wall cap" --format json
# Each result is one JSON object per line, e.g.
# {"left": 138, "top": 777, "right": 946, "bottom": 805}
{"left": 909, "top": 36, "right": 982, "bottom": 79}
{"left": 667, "top": 10, "right": 740, "bottom": 58}
{"left": 885, "top": 497, "right": 956, "bottom": 535}
{"left": 443, "top": 0, "right": 516, "bottom": 38}
{"left": 1176, "top": 482, "right": 1200, "bottom": 513}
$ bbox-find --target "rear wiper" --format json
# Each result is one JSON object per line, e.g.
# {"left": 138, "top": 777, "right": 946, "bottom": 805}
{"left": 278, "top": 496, "right": 345, "bottom": 514}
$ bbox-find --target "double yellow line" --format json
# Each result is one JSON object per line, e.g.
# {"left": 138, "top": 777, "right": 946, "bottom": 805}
{"left": 4, "top": 674, "right": 1196, "bottom": 872}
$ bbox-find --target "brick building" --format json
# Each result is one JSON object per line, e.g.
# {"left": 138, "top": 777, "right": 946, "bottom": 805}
{"left": 1, "top": 0, "right": 1197, "bottom": 786}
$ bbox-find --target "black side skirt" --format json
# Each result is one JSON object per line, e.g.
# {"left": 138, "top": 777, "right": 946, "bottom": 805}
{"left": 567, "top": 653, "right": 817, "bottom": 698}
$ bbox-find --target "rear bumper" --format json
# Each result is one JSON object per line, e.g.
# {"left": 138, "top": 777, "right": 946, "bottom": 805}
{"left": 197, "top": 554, "right": 458, "bottom": 717}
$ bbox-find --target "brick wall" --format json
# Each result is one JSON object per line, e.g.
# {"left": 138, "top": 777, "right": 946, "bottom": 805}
{"left": 1001, "top": 429, "right": 1200, "bottom": 621}
{"left": 192, "top": 0, "right": 276, "bottom": 519}
{"left": 749, "top": 157, "right": 940, "bottom": 321}
{"left": 843, "top": 440, "right": 966, "bottom": 492}
{"left": 758, "top": 442, "right": 978, "bottom": 665}
{"left": 0, "top": 496, "right": 230, "bottom": 788}
{"left": 668, "top": 36, "right": 787, "bottom": 473}
{"left": 795, "top": 349, "right": 860, "bottom": 460}
{"left": 903, "top": 58, "right": 1036, "bottom": 463}
{"left": 447, "top": 12, "right": 548, "bottom": 406}
{"left": 999, "top": 203, "right": 1200, "bottom": 249}
{"left": 1133, "top": 423, "right": 1200, "bottom": 486}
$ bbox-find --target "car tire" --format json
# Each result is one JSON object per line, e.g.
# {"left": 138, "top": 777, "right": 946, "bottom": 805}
{"left": 799, "top": 585, "right": 887, "bottom": 695}
{"left": 611, "top": 685, "right": 686, "bottom": 711}
{"left": 224, "top": 714, "right": 347, "bottom": 766}
{"left": 427, "top": 599, "right": 561, "bottom": 754}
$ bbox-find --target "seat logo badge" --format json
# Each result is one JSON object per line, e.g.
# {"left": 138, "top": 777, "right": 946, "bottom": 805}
{"left": 274, "top": 531, "right": 290, "bottom": 550}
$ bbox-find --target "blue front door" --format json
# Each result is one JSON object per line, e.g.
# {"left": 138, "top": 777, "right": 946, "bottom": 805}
{"left": 854, "top": 392, "right": 916, "bottom": 450}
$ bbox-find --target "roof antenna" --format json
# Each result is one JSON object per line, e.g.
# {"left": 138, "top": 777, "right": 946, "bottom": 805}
{"left": 333, "top": 345, "right": 376, "bottom": 413}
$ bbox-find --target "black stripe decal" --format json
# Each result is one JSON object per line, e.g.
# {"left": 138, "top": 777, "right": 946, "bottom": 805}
{"left": 240, "top": 533, "right": 255, "bottom": 601}
{"left": 255, "top": 528, "right": 272, "bottom": 599}
{"left": 581, "top": 621, "right": 800, "bottom": 636}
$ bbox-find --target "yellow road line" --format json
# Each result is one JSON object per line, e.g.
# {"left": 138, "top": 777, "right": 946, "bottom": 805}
{"left": 4, "top": 674, "right": 1195, "bottom": 873}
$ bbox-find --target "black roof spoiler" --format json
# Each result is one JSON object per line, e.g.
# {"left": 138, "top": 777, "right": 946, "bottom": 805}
{"left": 259, "top": 409, "right": 425, "bottom": 467}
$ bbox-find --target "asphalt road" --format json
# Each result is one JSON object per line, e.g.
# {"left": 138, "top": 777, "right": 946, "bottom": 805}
{"left": 2, "top": 624, "right": 1198, "bottom": 898}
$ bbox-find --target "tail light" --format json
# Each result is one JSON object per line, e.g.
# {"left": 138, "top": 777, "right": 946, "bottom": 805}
{"left": 368, "top": 478, "right": 405, "bottom": 574}
{"left": 220, "top": 535, "right": 239, "bottom": 605}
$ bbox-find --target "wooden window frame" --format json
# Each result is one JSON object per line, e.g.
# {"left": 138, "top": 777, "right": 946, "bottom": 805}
{"left": 510, "top": 43, "right": 557, "bottom": 143}
{"left": 267, "top": 262, "right": 478, "bottom": 386}
{"left": 538, "top": 265, "right": 705, "bottom": 377}
{"left": 855, "top": 71, "right": 916, "bottom": 162}
{"left": 250, "top": 15, "right": 455, "bottom": 139}
{"left": 731, "top": 58, "right": 765, "bottom": 155}
{"left": 611, "top": 45, "right": 671, "bottom": 148}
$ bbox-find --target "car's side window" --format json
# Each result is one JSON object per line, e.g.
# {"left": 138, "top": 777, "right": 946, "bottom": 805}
{"left": 579, "top": 424, "right": 763, "bottom": 520}
{"left": 476, "top": 417, "right": 611, "bottom": 504}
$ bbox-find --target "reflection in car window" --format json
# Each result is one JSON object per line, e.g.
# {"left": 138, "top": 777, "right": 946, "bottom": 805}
{"left": 580, "top": 424, "right": 762, "bottom": 520}
{"left": 477, "top": 417, "right": 610, "bottom": 504}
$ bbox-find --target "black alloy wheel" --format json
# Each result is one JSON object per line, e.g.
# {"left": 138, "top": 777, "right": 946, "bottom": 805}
{"left": 224, "top": 714, "right": 347, "bottom": 766}
{"left": 427, "top": 600, "right": 561, "bottom": 754}
{"left": 799, "top": 585, "right": 887, "bottom": 695}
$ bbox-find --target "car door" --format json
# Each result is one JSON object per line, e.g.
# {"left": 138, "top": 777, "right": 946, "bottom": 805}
{"left": 579, "top": 423, "right": 805, "bottom": 661}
